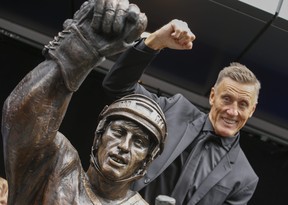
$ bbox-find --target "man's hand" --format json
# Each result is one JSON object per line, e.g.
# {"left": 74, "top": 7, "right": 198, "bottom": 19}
{"left": 43, "top": 0, "right": 147, "bottom": 91}
{"left": 63, "top": 0, "right": 147, "bottom": 56}
{"left": 144, "top": 19, "right": 195, "bottom": 51}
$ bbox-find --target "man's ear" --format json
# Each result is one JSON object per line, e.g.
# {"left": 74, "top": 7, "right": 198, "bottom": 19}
{"left": 209, "top": 87, "right": 215, "bottom": 106}
{"left": 249, "top": 103, "right": 257, "bottom": 118}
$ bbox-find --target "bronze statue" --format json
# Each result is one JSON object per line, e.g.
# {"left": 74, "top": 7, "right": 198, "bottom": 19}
{"left": 0, "top": 177, "right": 8, "bottom": 205}
{"left": 1, "top": 0, "right": 168, "bottom": 204}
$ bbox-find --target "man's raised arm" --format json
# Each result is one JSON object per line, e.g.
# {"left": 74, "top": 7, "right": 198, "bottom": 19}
{"left": 102, "top": 19, "right": 195, "bottom": 99}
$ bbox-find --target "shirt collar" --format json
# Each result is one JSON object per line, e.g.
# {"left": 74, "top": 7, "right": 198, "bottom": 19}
{"left": 203, "top": 117, "right": 238, "bottom": 150}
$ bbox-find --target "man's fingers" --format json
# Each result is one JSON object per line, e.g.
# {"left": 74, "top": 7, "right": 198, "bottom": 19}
{"left": 124, "top": 5, "right": 147, "bottom": 43}
{"left": 125, "top": 13, "right": 147, "bottom": 43}
{"left": 91, "top": 0, "right": 106, "bottom": 31}
{"left": 113, "top": 0, "right": 129, "bottom": 34}
{"left": 70, "top": 0, "right": 94, "bottom": 25}
{"left": 170, "top": 20, "right": 190, "bottom": 38}
{"left": 102, "top": 0, "right": 118, "bottom": 34}
{"left": 88, "top": 0, "right": 147, "bottom": 51}
{"left": 126, "top": 3, "right": 140, "bottom": 23}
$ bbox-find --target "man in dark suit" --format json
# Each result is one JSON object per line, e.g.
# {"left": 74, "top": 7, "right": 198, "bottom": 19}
{"left": 102, "top": 19, "right": 260, "bottom": 205}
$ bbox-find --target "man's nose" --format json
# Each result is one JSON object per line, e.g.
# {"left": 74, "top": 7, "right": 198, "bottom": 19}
{"left": 118, "top": 134, "right": 132, "bottom": 152}
{"left": 227, "top": 102, "right": 238, "bottom": 116}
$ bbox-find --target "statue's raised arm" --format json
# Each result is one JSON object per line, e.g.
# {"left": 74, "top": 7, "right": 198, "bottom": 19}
{"left": 1, "top": 0, "right": 147, "bottom": 204}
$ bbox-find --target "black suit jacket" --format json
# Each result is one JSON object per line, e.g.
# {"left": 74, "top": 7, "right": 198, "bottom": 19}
{"left": 103, "top": 43, "right": 258, "bottom": 205}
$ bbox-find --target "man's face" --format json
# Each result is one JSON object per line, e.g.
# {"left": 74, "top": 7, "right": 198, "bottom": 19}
{"left": 97, "top": 120, "right": 151, "bottom": 180}
{"left": 209, "top": 77, "right": 257, "bottom": 137}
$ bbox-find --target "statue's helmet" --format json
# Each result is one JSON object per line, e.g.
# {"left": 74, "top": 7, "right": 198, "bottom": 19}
{"left": 90, "top": 94, "right": 167, "bottom": 182}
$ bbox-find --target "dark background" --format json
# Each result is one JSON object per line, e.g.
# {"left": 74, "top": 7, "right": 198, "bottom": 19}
{"left": 1, "top": 0, "right": 288, "bottom": 204}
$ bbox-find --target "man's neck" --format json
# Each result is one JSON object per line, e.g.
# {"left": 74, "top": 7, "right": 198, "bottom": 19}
{"left": 86, "top": 166, "right": 133, "bottom": 202}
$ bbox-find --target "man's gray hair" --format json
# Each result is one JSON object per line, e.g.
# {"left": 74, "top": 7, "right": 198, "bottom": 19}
{"left": 214, "top": 62, "right": 261, "bottom": 103}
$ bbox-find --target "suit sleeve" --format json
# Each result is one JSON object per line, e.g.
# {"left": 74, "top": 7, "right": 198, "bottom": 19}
{"left": 102, "top": 39, "right": 159, "bottom": 100}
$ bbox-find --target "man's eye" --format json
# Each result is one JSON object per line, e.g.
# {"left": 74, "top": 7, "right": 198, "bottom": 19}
{"left": 111, "top": 129, "right": 123, "bottom": 137}
{"left": 134, "top": 139, "right": 143, "bottom": 146}
{"left": 222, "top": 96, "right": 230, "bottom": 103}
{"left": 239, "top": 101, "right": 248, "bottom": 109}
{"left": 134, "top": 137, "right": 149, "bottom": 148}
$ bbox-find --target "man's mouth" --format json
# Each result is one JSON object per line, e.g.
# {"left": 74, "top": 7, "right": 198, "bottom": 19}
{"left": 223, "top": 117, "right": 237, "bottom": 125}
{"left": 110, "top": 154, "right": 128, "bottom": 165}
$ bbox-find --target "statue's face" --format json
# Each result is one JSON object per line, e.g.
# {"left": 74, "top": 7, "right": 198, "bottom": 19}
{"left": 97, "top": 120, "right": 151, "bottom": 180}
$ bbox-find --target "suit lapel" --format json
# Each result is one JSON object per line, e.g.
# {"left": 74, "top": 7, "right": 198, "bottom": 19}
{"left": 187, "top": 138, "right": 241, "bottom": 205}
{"left": 132, "top": 114, "right": 207, "bottom": 191}
{"left": 158, "top": 114, "right": 207, "bottom": 174}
